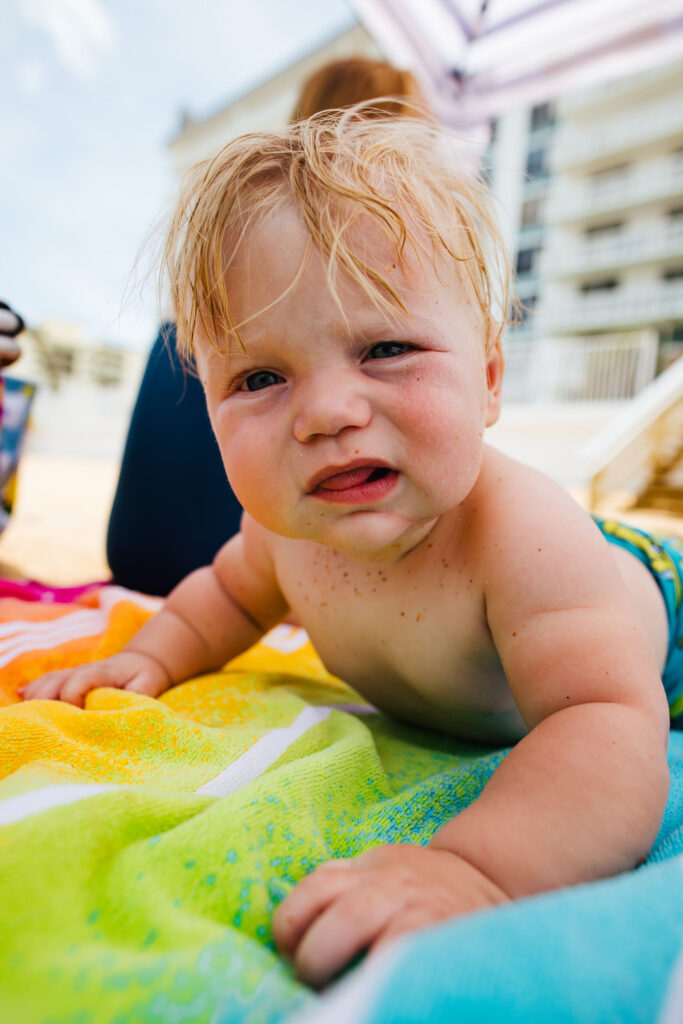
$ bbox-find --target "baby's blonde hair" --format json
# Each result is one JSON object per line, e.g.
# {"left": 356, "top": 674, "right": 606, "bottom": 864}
{"left": 163, "top": 109, "right": 513, "bottom": 359}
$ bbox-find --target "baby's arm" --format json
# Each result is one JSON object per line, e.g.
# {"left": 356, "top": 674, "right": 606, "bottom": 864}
{"left": 429, "top": 482, "right": 670, "bottom": 895}
{"left": 20, "top": 514, "right": 289, "bottom": 706}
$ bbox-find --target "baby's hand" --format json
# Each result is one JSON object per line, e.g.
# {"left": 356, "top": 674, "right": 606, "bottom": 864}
{"left": 18, "top": 651, "right": 171, "bottom": 708}
{"left": 272, "top": 844, "right": 508, "bottom": 988}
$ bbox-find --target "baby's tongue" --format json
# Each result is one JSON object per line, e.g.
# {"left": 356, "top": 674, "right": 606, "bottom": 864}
{"left": 318, "top": 466, "right": 377, "bottom": 491}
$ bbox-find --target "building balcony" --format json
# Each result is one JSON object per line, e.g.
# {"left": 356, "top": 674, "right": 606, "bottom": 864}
{"left": 548, "top": 156, "right": 683, "bottom": 226}
{"left": 538, "top": 279, "right": 683, "bottom": 334}
{"left": 542, "top": 218, "right": 683, "bottom": 279}
{"left": 552, "top": 95, "right": 683, "bottom": 172}
{"left": 558, "top": 61, "right": 683, "bottom": 118}
{"left": 502, "top": 331, "right": 658, "bottom": 404}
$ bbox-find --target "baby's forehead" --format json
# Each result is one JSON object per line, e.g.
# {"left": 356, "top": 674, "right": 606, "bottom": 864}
{"left": 195, "top": 197, "right": 486, "bottom": 363}
{"left": 229, "top": 201, "right": 460, "bottom": 305}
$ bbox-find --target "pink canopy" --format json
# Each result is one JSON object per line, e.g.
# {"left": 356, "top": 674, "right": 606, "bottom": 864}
{"left": 348, "top": 0, "right": 683, "bottom": 126}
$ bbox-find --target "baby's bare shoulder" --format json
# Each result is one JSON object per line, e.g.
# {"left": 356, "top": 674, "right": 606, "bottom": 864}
{"left": 476, "top": 447, "right": 588, "bottom": 536}
{"left": 475, "top": 447, "right": 618, "bottom": 609}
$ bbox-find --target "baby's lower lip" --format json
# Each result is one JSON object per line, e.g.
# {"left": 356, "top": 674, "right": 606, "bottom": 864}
{"left": 310, "top": 467, "right": 399, "bottom": 504}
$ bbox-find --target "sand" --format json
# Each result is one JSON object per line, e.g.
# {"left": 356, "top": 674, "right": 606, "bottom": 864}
{"left": 0, "top": 453, "right": 118, "bottom": 585}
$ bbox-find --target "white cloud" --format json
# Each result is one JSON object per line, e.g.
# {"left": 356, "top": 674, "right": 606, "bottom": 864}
{"left": 19, "top": 0, "right": 116, "bottom": 79}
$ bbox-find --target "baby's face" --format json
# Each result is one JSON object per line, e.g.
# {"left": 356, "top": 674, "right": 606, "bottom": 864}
{"left": 195, "top": 205, "right": 503, "bottom": 561}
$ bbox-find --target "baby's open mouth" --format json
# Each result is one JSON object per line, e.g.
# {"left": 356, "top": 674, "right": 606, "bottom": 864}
{"left": 307, "top": 462, "right": 399, "bottom": 504}
{"left": 316, "top": 465, "right": 391, "bottom": 491}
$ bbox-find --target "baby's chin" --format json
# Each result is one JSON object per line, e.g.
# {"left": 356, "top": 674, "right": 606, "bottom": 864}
{"left": 291, "top": 510, "right": 440, "bottom": 564}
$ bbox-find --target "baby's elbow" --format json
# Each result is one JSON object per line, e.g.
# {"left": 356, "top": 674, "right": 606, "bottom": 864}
{"left": 629, "top": 700, "right": 670, "bottom": 836}
{"left": 625, "top": 677, "right": 671, "bottom": 751}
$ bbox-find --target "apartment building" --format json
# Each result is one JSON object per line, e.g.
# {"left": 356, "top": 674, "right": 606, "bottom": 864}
{"left": 12, "top": 320, "right": 144, "bottom": 394}
{"left": 491, "top": 60, "right": 683, "bottom": 368}
{"left": 6, "top": 320, "right": 146, "bottom": 459}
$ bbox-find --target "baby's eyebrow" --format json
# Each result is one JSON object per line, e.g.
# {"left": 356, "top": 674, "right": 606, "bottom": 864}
{"left": 223, "top": 334, "right": 257, "bottom": 360}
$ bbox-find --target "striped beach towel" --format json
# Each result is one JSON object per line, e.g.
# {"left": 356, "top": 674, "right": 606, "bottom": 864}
{"left": 1, "top": 583, "right": 682, "bottom": 1023}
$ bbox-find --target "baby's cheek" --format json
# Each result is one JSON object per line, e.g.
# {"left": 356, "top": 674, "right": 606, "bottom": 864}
{"left": 403, "top": 395, "right": 485, "bottom": 499}
{"left": 226, "top": 460, "right": 274, "bottom": 516}
{"left": 225, "top": 457, "right": 299, "bottom": 538}
{"left": 399, "top": 385, "right": 473, "bottom": 450}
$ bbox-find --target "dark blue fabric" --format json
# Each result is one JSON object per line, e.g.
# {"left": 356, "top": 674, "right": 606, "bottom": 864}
{"left": 106, "top": 325, "right": 243, "bottom": 595}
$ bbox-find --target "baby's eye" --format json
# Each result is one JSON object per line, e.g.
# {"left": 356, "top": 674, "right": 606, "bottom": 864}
{"left": 366, "top": 342, "right": 412, "bottom": 360}
{"left": 241, "top": 370, "right": 284, "bottom": 392}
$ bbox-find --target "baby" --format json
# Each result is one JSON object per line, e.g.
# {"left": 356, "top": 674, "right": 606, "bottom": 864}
{"left": 21, "top": 114, "right": 681, "bottom": 988}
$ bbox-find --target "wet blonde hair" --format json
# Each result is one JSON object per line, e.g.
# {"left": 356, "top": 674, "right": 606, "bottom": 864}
{"left": 164, "top": 109, "right": 513, "bottom": 360}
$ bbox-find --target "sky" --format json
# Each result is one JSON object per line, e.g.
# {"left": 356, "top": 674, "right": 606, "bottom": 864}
{"left": 1, "top": 0, "right": 355, "bottom": 349}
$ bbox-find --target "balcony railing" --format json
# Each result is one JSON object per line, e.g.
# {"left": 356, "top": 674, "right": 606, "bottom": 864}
{"left": 558, "top": 64, "right": 683, "bottom": 117}
{"left": 548, "top": 158, "right": 683, "bottom": 224}
{"left": 552, "top": 97, "right": 683, "bottom": 169}
{"left": 538, "top": 279, "right": 683, "bottom": 333}
{"left": 502, "top": 332, "right": 658, "bottom": 404}
{"left": 543, "top": 219, "right": 683, "bottom": 278}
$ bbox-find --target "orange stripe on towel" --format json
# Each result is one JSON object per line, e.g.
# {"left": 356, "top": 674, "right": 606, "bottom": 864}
{"left": 0, "top": 587, "right": 160, "bottom": 703}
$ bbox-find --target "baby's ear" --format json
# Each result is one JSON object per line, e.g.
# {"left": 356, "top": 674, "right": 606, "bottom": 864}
{"left": 485, "top": 334, "right": 504, "bottom": 427}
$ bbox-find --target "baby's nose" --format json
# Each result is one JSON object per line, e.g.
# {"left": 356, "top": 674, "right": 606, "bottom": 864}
{"left": 292, "top": 376, "right": 372, "bottom": 442}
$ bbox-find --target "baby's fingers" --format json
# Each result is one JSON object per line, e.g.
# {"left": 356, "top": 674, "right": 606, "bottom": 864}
{"left": 123, "top": 673, "right": 170, "bottom": 699}
{"left": 58, "top": 668, "right": 117, "bottom": 707}
{"left": 294, "top": 886, "right": 396, "bottom": 988}
{"left": 19, "top": 671, "right": 73, "bottom": 702}
{"left": 272, "top": 860, "right": 356, "bottom": 960}
{"left": 370, "top": 905, "right": 438, "bottom": 955}
{"left": 21, "top": 666, "right": 115, "bottom": 707}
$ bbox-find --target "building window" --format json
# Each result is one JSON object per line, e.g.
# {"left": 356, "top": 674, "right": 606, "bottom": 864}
{"left": 517, "top": 295, "right": 538, "bottom": 325}
{"left": 516, "top": 247, "right": 540, "bottom": 276}
{"left": 584, "top": 222, "right": 624, "bottom": 239}
{"left": 525, "top": 148, "right": 548, "bottom": 179}
{"left": 90, "top": 348, "right": 124, "bottom": 387}
{"left": 530, "top": 102, "right": 554, "bottom": 130}
{"left": 520, "top": 198, "right": 543, "bottom": 227}
{"left": 589, "top": 164, "right": 629, "bottom": 195}
{"left": 47, "top": 345, "right": 75, "bottom": 376}
{"left": 580, "top": 278, "right": 619, "bottom": 293}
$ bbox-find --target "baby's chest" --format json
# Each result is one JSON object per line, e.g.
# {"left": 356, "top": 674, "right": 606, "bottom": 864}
{"left": 276, "top": 551, "right": 520, "bottom": 737}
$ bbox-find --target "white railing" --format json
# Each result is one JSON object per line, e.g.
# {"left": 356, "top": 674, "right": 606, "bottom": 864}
{"left": 553, "top": 96, "right": 683, "bottom": 168}
{"left": 549, "top": 157, "right": 683, "bottom": 224}
{"left": 558, "top": 63, "right": 679, "bottom": 116}
{"left": 544, "top": 218, "right": 683, "bottom": 277}
{"left": 503, "top": 332, "right": 658, "bottom": 404}
{"left": 581, "top": 353, "right": 683, "bottom": 508}
{"left": 539, "top": 279, "right": 683, "bottom": 333}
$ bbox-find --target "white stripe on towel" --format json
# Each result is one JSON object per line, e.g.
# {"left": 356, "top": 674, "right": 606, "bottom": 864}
{"left": 0, "top": 615, "right": 112, "bottom": 666}
{"left": 0, "top": 609, "right": 99, "bottom": 641}
{"left": 0, "top": 587, "right": 162, "bottom": 669}
{"left": 195, "top": 705, "right": 333, "bottom": 797}
{"left": 0, "top": 784, "right": 119, "bottom": 828}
